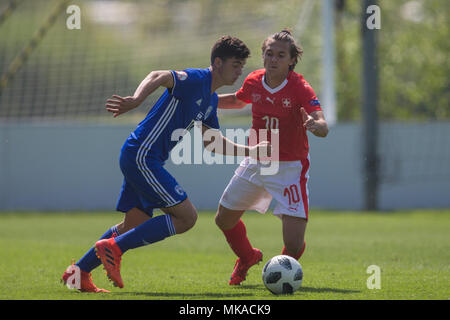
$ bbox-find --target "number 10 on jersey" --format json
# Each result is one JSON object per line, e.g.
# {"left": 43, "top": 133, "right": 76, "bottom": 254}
{"left": 262, "top": 116, "right": 279, "bottom": 130}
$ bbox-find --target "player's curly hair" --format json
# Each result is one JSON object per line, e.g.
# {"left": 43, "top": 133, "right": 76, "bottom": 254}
{"left": 210, "top": 36, "right": 251, "bottom": 64}
{"left": 262, "top": 29, "right": 303, "bottom": 70}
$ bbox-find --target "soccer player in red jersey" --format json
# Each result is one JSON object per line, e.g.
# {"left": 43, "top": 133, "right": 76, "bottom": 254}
{"left": 215, "top": 29, "right": 329, "bottom": 285}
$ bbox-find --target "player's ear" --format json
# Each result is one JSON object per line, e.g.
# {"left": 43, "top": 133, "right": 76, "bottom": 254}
{"left": 213, "top": 57, "right": 223, "bottom": 69}
{"left": 289, "top": 56, "right": 296, "bottom": 69}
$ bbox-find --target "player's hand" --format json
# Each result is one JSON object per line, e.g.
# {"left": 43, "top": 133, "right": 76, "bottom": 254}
{"left": 249, "top": 141, "right": 272, "bottom": 159}
{"left": 105, "top": 95, "right": 140, "bottom": 117}
{"left": 301, "top": 107, "right": 318, "bottom": 133}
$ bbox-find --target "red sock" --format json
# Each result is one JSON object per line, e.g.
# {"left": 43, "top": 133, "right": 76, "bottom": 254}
{"left": 222, "top": 219, "right": 254, "bottom": 262}
{"left": 282, "top": 241, "right": 306, "bottom": 260}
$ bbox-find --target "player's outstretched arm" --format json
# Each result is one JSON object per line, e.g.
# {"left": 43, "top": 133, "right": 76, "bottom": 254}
{"left": 202, "top": 125, "right": 271, "bottom": 159}
{"left": 217, "top": 93, "right": 247, "bottom": 109}
{"left": 105, "top": 70, "right": 174, "bottom": 117}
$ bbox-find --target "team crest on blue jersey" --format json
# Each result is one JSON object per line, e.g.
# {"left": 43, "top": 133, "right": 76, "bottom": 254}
{"left": 175, "top": 71, "right": 188, "bottom": 81}
{"left": 175, "top": 185, "right": 185, "bottom": 196}
{"left": 195, "top": 112, "right": 204, "bottom": 120}
{"left": 309, "top": 99, "right": 320, "bottom": 106}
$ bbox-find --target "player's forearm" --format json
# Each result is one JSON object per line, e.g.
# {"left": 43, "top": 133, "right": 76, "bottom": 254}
{"left": 203, "top": 129, "right": 270, "bottom": 159}
{"left": 218, "top": 93, "right": 246, "bottom": 109}
{"left": 215, "top": 136, "right": 271, "bottom": 159}
{"left": 311, "top": 120, "right": 329, "bottom": 137}
{"left": 204, "top": 132, "right": 249, "bottom": 156}
{"left": 221, "top": 137, "right": 250, "bottom": 157}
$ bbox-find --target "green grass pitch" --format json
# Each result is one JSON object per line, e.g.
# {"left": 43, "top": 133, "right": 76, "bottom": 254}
{"left": 0, "top": 210, "right": 449, "bottom": 300}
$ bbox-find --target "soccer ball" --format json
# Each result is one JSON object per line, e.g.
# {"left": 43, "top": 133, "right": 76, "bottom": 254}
{"left": 262, "top": 255, "right": 303, "bottom": 295}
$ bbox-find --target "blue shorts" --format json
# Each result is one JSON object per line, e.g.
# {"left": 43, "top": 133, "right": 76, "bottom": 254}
{"left": 116, "top": 151, "right": 187, "bottom": 217}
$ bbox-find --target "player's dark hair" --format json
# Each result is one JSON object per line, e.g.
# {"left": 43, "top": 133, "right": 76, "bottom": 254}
{"left": 210, "top": 36, "right": 250, "bottom": 64}
{"left": 262, "top": 29, "right": 303, "bottom": 70}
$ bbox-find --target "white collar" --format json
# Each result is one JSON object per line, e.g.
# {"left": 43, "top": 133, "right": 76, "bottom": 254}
{"left": 262, "top": 75, "right": 288, "bottom": 94}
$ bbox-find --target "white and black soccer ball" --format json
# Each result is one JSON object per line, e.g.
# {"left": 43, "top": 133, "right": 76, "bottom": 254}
{"left": 262, "top": 255, "right": 303, "bottom": 295}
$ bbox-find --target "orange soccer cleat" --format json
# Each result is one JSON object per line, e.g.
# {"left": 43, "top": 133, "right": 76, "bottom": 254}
{"left": 95, "top": 238, "right": 124, "bottom": 288}
{"left": 61, "top": 263, "right": 110, "bottom": 293}
{"left": 229, "top": 248, "right": 263, "bottom": 285}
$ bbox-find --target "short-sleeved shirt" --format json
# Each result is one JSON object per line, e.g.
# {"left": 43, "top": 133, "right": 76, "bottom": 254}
{"left": 123, "top": 68, "right": 219, "bottom": 163}
{"left": 236, "top": 69, "right": 322, "bottom": 161}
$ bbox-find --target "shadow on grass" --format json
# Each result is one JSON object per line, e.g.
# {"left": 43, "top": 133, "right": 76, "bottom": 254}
{"left": 298, "top": 287, "right": 361, "bottom": 293}
{"left": 111, "top": 285, "right": 360, "bottom": 298}
{"left": 299, "top": 286, "right": 360, "bottom": 294}
{"left": 238, "top": 284, "right": 360, "bottom": 295}
{"left": 113, "top": 291, "right": 254, "bottom": 298}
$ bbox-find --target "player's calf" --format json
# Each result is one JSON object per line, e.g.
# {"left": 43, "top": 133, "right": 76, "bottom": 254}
{"left": 281, "top": 215, "right": 307, "bottom": 260}
{"left": 282, "top": 242, "right": 306, "bottom": 260}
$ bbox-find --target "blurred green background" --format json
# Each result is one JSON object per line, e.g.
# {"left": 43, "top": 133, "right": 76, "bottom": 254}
{"left": 0, "top": 0, "right": 448, "bottom": 123}
{"left": 0, "top": 0, "right": 449, "bottom": 212}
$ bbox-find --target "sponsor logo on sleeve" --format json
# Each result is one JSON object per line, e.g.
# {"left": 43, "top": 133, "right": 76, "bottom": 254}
{"left": 175, "top": 71, "right": 188, "bottom": 81}
{"left": 309, "top": 99, "right": 320, "bottom": 106}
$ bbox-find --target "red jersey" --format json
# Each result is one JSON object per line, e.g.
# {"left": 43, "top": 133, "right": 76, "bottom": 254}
{"left": 236, "top": 69, "right": 322, "bottom": 161}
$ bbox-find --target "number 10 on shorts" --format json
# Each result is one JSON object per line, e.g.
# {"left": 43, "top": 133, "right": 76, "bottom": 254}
{"left": 284, "top": 184, "right": 300, "bottom": 206}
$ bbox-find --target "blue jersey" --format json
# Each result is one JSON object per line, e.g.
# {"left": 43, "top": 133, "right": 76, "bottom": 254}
{"left": 122, "top": 68, "right": 219, "bottom": 163}
{"left": 116, "top": 68, "right": 220, "bottom": 214}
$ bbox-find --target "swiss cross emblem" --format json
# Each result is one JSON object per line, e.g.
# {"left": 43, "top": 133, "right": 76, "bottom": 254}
{"left": 282, "top": 98, "right": 291, "bottom": 108}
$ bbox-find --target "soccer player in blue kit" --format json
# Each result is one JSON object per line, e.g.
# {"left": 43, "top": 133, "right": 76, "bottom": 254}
{"left": 62, "top": 36, "right": 270, "bottom": 292}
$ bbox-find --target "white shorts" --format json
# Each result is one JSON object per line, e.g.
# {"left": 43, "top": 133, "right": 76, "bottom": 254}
{"left": 219, "top": 157, "right": 311, "bottom": 220}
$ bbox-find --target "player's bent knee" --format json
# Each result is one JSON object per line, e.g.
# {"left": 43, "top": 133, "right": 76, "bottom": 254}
{"left": 214, "top": 211, "right": 231, "bottom": 230}
{"left": 215, "top": 205, "right": 243, "bottom": 230}
{"left": 214, "top": 211, "right": 224, "bottom": 228}
{"left": 187, "top": 210, "right": 198, "bottom": 229}
{"left": 175, "top": 210, "right": 197, "bottom": 234}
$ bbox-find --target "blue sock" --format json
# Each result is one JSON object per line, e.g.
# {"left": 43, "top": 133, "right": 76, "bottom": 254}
{"left": 114, "top": 214, "right": 176, "bottom": 253}
{"left": 76, "top": 225, "right": 120, "bottom": 273}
